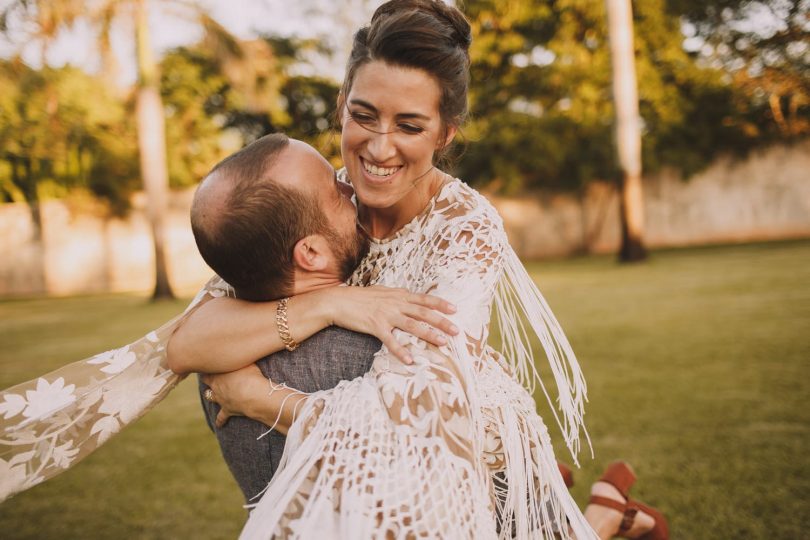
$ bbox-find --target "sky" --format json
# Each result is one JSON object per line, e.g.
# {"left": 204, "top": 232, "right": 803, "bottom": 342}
{"left": 0, "top": 0, "right": 386, "bottom": 84}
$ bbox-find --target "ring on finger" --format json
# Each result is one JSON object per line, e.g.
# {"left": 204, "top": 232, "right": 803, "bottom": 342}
{"left": 203, "top": 388, "right": 216, "bottom": 403}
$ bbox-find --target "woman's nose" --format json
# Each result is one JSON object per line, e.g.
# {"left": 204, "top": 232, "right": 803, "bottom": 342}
{"left": 366, "top": 130, "right": 396, "bottom": 162}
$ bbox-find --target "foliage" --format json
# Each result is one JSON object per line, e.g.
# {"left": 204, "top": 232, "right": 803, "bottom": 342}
{"left": 158, "top": 34, "right": 340, "bottom": 178}
{"left": 0, "top": 1, "right": 804, "bottom": 207}
{"left": 160, "top": 47, "right": 233, "bottom": 188}
{"left": 673, "top": 0, "right": 809, "bottom": 139}
{"left": 0, "top": 60, "right": 137, "bottom": 213}
{"left": 263, "top": 35, "right": 342, "bottom": 164}
{"left": 0, "top": 26, "right": 339, "bottom": 210}
{"left": 459, "top": 0, "right": 804, "bottom": 258}
{"left": 458, "top": 0, "right": 782, "bottom": 194}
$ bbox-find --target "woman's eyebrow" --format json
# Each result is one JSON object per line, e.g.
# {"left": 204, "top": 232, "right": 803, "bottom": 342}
{"left": 349, "top": 98, "right": 430, "bottom": 121}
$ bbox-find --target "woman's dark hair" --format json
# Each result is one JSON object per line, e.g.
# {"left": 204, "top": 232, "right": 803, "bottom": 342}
{"left": 341, "top": 0, "right": 472, "bottom": 159}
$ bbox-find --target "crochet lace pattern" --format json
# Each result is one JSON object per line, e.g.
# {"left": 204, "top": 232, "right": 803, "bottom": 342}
{"left": 242, "top": 178, "right": 594, "bottom": 539}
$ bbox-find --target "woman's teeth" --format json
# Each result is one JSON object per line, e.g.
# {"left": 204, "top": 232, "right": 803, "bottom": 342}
{"left": 363, "top": 161, "right": 398, "bottom": 177}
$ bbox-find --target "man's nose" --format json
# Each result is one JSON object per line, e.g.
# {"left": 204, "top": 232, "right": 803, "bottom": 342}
{"left": 366, "top": 130, "right": 396, "bottom": 162}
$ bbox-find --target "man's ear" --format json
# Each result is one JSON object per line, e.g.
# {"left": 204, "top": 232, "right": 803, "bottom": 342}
{"left": 292, "top": 234, "right": 332, "bottom": 272}
{"left": 438, "top": 124, "right": 458, "bottom": 149}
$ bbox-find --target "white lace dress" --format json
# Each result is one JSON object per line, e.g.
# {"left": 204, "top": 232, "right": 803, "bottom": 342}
{"left": 0, "top": 177, "right": 595, "bottom": 540}
{"left": 241, "top": 178, "right": 595, "bottom": 539}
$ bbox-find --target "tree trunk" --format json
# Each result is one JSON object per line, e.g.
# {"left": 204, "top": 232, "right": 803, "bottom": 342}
{"left": 18, "top": 157, "right": 43, "bottom": 242}
{"left": 606, "top": 0, "right": 646, "bottom": 262}
{"left": 135, "top": 0, "right": 174, "bottom": 299}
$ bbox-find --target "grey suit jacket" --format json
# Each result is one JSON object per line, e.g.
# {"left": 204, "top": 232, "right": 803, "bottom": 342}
{"left": 199, "top": 327, "right": 380, "bottom": 502}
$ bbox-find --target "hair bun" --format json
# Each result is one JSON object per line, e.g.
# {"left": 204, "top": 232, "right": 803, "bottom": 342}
{"left": 372, "top": 0, "right": 471, "bottom": 52}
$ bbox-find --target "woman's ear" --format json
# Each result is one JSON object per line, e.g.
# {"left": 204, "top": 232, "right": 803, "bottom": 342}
{"left": 438, "top": 124, "right": 458, "bottom": 149}
{"left": 292, "top": 234, "right": 332, "bottom": 272}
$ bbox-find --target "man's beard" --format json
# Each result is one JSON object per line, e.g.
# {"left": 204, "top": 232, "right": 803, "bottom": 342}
{"left": 326, "top": 224, "right": 371, "bottom": 282}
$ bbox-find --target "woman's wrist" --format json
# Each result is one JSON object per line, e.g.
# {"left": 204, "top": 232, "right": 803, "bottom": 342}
{"left": 247, "top": 384, "right": 308, "bottom": 430}
{"left": 236, "top": 374, "right": 273, "bottom": 422}
{"left": 294, "top": 286, "right": 341, "bottom": 329}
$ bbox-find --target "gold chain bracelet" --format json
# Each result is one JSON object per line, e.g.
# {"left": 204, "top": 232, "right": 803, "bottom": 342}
{"left": 275, "top": 297, "right": 299, "bottom": 351}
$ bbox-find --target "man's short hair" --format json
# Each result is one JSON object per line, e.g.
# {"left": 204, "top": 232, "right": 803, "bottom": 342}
{"left": 191, "top": 133, "right": 329, "bottom": 301}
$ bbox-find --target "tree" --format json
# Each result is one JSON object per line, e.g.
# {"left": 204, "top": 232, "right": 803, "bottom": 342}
{"left": 134, "top": 0, "right": 173, "bottom": 299}
{"left": 158, "top": 33, "right": 338, "bottom": 183}
{"left": 0, "top": 0, "right": 249, "bottom": 299}
{"left": 606, "top": 0, "right": 646, "bottom": 261}
{"left": 159, "top": 47, "right": 233, "bottom": 188}
{"left": 0, "top": 60, "right": 136, "bottom": 214}
{"left": 0, "top": 0, "right": 82, "bottom": 238}
{"left": 460, "top": 0, "right": 796, "bottom": 256}
{"left": 673, "top": 0, "right": 809, "bottom": 139}
{"left": 0, "top": 0, "right": 175, "bottom": 297}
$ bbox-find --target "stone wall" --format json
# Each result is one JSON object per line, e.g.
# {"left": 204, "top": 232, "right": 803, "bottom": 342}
{"left": 0, "top": 191, "right": 211, "bottom": 297}
{"left": 1, "top": 141, "right": 808, "bottom": 297}
{"left": 494, "top": 140, "right": 810, "bottom": 258}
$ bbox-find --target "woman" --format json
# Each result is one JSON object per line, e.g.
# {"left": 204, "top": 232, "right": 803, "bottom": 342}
{"left": 171, "top": 2, "right": 622, "bottom": 539}
{"left": 1, "top": 2, "right": 665, "bottom": 538}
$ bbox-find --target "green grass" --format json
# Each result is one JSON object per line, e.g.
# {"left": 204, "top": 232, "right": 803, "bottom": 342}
{"left": 1, "top": 240, "right": 808, "bottom": 539}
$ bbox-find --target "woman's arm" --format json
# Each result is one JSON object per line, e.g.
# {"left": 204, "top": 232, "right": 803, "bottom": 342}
{"left": 167, "top": 284, "right": 458, "bottom": 375}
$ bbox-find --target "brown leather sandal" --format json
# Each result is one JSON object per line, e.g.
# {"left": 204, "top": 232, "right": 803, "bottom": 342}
{"left": 598, "top": 461, "right": 637, "bottom": 499}
{"left": 625, "top": 499, "right": 669, "bottom": 540}
{"left": 587, "top": 461, "right": 669, "bottom": 540}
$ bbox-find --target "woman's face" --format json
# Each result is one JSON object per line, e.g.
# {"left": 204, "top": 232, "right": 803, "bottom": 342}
{"left": 340, "top": 60, "right": 455, "bottom": 211}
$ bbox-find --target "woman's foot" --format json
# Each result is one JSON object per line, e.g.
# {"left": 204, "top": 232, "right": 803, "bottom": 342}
{"left": 584, "top": 461, "right": 666, "bottom": 540}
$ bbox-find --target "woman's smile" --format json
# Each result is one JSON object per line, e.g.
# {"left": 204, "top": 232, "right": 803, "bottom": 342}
{"left": 360, "top": 157, "right": 402, "bottom": 183}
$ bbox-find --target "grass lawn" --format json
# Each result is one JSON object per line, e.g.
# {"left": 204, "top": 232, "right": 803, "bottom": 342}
{"left": 1, "top": 240, "right": 808, "bottom": 539}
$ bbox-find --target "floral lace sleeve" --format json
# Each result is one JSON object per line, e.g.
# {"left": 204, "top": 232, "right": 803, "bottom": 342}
{"left": 0, "top": 276, "right": 232, "bottom": 502}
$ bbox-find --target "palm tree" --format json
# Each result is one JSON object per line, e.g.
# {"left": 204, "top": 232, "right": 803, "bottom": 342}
{"left": 605, "top": 0, "right": 647, "bottom": 262}
{"left": 1, "top": 0, "right": 245, "bottom": 298}
{"left": 130, "top": 2, "right": 249, "bottom": 298}
{"left": 133, "top": 0, "right": 173, "bottom": 298}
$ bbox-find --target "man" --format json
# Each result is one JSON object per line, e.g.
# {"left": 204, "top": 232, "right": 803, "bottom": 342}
{"left": 171, "top": 133, "right": 381, "bottom": 502}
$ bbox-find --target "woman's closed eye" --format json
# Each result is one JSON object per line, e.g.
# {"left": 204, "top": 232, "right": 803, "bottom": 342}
{"left": 349, "top": 110, "right": 424, "bottom": 135}
{"left": 398, "top": 123, "right": 424, "bottom": 134}
{"left": 349, "top": 110, "right": 376, "bottom": 125}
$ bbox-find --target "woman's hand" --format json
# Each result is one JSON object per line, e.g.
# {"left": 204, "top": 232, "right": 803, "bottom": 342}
{"left": 319, "top": 285, "right": 459, "bottom": 364}
{"left": 201, "top": 364, "right": 269, "bottom": 429}
{"left": 201, "top": 365, "right": 309, "bottom": 433}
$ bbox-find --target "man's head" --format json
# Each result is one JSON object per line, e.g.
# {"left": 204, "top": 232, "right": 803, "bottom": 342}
{"left": 191, "top": 133, "right": 369, "bottom": 301}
